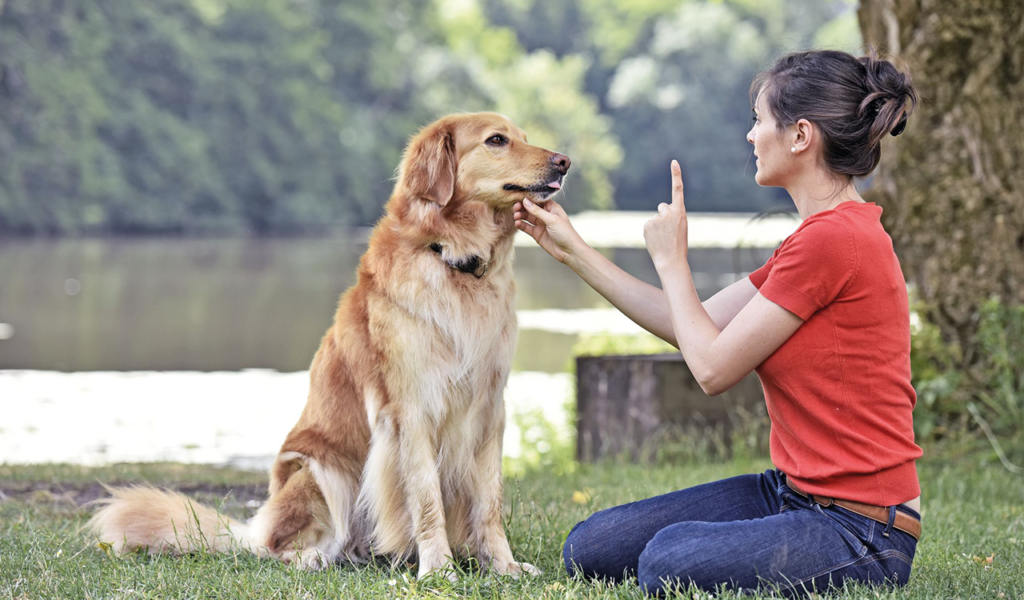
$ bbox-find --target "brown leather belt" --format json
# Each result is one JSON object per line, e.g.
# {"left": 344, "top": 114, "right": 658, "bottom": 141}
{"left": 785, "top": 478, "right": 921, "bottom": 541}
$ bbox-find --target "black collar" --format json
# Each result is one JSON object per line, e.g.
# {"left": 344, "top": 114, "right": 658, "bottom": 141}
{"left": 430, "top": 243, "right": 488, "bottom": 279}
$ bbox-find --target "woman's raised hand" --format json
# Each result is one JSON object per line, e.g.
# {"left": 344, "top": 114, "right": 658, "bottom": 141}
{"left": 643, "top": 160, "right": 689, "bottom": 270}
{"left": 513, "top": 198, "right": 583, "bottom": 265}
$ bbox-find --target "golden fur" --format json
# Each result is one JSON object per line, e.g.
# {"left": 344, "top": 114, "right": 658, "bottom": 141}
{"left": 89, "top": 112, "right": 570, "bottom": 578}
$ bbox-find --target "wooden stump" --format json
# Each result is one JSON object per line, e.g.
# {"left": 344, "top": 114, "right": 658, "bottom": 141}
{"left": 575, "top": 353, "right": 766, "bottom": 463}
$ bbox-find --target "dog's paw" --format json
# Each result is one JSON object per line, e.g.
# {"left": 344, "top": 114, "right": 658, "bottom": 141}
{"left": 492, "top": 560, "right": 542, "bottom": 578}
{"left": 417, "top": 562, "right": 459, "bottom": 582}
{"left": 281, "top": 549, "right": 331, "bottom": 570}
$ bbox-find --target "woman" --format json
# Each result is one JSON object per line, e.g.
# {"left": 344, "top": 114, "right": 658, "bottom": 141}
{"left": 513, "top": 50, "right": 923, "bottom": 595}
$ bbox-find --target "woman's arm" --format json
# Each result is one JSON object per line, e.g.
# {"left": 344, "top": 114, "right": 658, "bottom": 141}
{"left": 568, "top": 243, "right": 760, "bottom": 346}
{"left": 644, "top": 161, "right": 803, "bottom": 396}
{"left": 659, "top": 265, "right": 802, "bottom": 394}
{"left": 513, "top": 199, "right": 759, "bottom": 347}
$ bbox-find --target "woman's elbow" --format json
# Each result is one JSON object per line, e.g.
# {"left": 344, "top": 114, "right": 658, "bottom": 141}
{"left": 699, "top": 380, "right": 726, "bottom": 397}
{"left": 694, "top": 368, "right": 738, "bottom": 397}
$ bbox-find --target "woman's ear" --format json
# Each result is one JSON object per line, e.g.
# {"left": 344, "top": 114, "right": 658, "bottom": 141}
{"left": 399, "top": 121, "right": 457, "bottom": 207}
{"left": 792, "top": 118, "right": 815, "bottom": 154}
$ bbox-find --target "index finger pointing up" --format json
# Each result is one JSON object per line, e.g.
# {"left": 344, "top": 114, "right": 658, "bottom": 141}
{"left": 671, "top": 160, "right": 685, "bottom": 206}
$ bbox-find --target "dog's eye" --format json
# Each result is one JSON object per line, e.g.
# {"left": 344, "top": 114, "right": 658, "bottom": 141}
{"left": 486, "top": 135, "right": 507, "bottom": 147}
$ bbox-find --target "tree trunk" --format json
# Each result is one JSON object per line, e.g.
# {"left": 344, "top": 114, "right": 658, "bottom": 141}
{"left": 575, "top": 354, "right": 766, "bottom": 462}
{"left": 858, "top": 0, "right": 1024, "bottom": 376}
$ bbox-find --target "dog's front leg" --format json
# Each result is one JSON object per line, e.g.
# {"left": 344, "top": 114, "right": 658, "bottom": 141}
{"left": 469, "top": 415, "right": 541, "bottom": 578}
{"left": 399, "top": 422, "right": 455, "bottom": 579}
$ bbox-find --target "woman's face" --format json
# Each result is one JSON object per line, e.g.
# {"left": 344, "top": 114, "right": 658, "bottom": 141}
{"left": 746, "top": 92, "right": 793, "bottom": 187}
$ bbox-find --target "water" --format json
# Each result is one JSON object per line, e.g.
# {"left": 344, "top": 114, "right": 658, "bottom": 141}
{"left": 0, "top": 234, "right": 779, "bottom": 373}
{"left": 0, "top": 223, "right": 790, "bottom": 466}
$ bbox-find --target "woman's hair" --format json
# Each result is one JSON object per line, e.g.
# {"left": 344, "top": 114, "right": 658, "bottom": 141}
{"left": 750, "top": 49, "right": 918, "bottom": 179}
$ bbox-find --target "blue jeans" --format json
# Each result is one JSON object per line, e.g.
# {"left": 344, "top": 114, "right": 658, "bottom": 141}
{"left": 563, "top": 469, "right": 919, "bottom": 596}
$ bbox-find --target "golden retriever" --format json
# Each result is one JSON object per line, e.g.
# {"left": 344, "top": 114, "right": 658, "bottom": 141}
{"left": 89, "top": 112, "right": 570, "bottom": 579}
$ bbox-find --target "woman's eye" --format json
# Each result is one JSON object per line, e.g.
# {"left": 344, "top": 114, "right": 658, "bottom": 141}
{"left": 486, "top": 135, "right": 507, "bottom": 146}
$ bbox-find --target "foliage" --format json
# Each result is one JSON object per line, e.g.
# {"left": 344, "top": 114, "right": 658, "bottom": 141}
{"left": 0, "top": 0, "right": 617, "bottom": 233}
{"left": 0, "top": 0, "right": 348, "bottom": 233}
{"left": 432, "top": 0, "right": 624, "bottom": 214}
{"left": 973, "top": 299, "right": 1024, "bottom": 437}
{"left": 911, "top": 298, "right": 1024, "bottom": 458}
{"left": 483, "top": 0, "right": 859, "bottom": 212}
{"left": 910, "top": 303, "right": 964, "bottom": 441}
{"left": 504, "top": 396, "right": 576, "bottom": 478}
{"left": 1, "top": 0, "right": 859, "bottom": 233}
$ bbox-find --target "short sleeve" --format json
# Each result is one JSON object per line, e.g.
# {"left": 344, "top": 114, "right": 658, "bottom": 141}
{"left": 747, "top": 246, "right": 779, "bottom": 289}
{"left": 758, "top": 216, "right": 858, "bottom": 320}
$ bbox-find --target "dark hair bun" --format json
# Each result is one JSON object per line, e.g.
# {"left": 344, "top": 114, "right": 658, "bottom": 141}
{"left": 858, "top": 53, "right": 918, "bottom": 145}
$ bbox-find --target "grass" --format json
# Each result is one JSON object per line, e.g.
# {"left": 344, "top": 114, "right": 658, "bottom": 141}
{"left": 1, "top": 455, "right": 1023, "bottom": 599}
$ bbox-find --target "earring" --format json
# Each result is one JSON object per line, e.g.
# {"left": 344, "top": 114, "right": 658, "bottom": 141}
{"left": 791, "top": 147, "right": 796, "bottom": 153}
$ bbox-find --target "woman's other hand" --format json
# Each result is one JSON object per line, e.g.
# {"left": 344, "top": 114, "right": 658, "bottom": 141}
{"left": 644, "top": 160, "right": 689, "bottom": 270}
{"left": 514, "top": 198, "right": 584, "bottom": 266}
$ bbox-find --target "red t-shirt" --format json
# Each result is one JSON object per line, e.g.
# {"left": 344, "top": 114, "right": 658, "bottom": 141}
{"left": 748, "top": 201, "right": 922, "bottom": 506}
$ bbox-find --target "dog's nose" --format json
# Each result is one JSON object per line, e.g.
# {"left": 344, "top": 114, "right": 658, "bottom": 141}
{"left": 550, "top": 153, "right": 571, "bottom": 175}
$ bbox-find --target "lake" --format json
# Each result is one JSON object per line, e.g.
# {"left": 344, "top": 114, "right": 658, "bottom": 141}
{"left": 0, "top": 212, "right": 795, "bottom": 373}
{"left": 0, "top": 212, "right": 797, "bottom": 466}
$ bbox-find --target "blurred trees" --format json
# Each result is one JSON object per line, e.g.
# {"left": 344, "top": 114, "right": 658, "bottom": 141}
{"left": 483, "top": 0, "right": 860, "bottom": 211}
{"left": 0, "top": 0, "right": 856, "bottom": 234}
{"left": 0, "top": 0, "right": 347, "bottom": 233}
{"left": 433, "top": 0, "right": 623, "bottom": 213}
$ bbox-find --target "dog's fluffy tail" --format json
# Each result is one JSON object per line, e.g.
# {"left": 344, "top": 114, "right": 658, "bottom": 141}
{"left": 88, "top": 486, "right": 255, "bottom": 555}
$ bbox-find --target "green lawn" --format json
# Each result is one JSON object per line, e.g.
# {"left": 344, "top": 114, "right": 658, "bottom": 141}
{"left": 1, "top": 456, "right": 1022, "bottom": 599}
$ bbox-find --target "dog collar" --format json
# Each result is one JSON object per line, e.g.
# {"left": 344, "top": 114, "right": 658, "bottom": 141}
{"left": 429, "top": 243, "right": 488, "bottom": 279}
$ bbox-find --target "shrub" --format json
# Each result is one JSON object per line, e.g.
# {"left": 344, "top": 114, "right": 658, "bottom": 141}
{"left": 911, "top": 298, "right": 1024, "bottom": 451}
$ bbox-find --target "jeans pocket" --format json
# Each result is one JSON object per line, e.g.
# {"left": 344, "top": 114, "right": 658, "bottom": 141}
{"left": 817, "top": 504, "right": 875, "bottom": 555}
{"left": 875, "top": 548, "right": 915, "bottom": 585}
{"left": 797, "top": 546, "right": 914, "bottom": 594}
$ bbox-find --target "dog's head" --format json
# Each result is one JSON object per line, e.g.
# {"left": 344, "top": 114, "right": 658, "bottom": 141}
{"left": 397, "top": 112, "right": 570, "bottom": 209}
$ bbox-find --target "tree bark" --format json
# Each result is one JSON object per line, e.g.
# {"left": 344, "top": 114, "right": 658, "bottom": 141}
{"left": 575, "top": 354, "right": 766, "bottom": 462}
{"left": 858, "top": 0, "right": 1024, "bottom": 373}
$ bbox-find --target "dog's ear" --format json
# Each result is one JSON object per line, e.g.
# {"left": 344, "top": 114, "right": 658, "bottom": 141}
{"left": 399, "top": 121, "right": 457, "bottom": 207}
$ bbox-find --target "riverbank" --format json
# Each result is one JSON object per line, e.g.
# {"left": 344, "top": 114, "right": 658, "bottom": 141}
{"left": 0, "top": 369, "right": 573, "bottom": 467}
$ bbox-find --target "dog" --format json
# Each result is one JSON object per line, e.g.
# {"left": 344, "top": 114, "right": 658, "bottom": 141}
{"left": 89, "top": 112, "right": 571, "bottom": 579}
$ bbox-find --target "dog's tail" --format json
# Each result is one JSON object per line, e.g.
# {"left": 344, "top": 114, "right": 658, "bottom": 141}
{"left": 88, "top": 486, "right": 256, "bottom": 555}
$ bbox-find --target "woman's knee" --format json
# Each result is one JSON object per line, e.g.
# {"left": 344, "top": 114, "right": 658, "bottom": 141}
{"left": 636, "top": 525, "right": 712, "bottom": 595}
{"left": 637, "top": 530, "right": 674, "bottom": 594}
{"left": 562, "top": 519, "right": 587, "bottom": 576}
{"left": 562, "top": 511, "right": 631, "bottom": 581}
